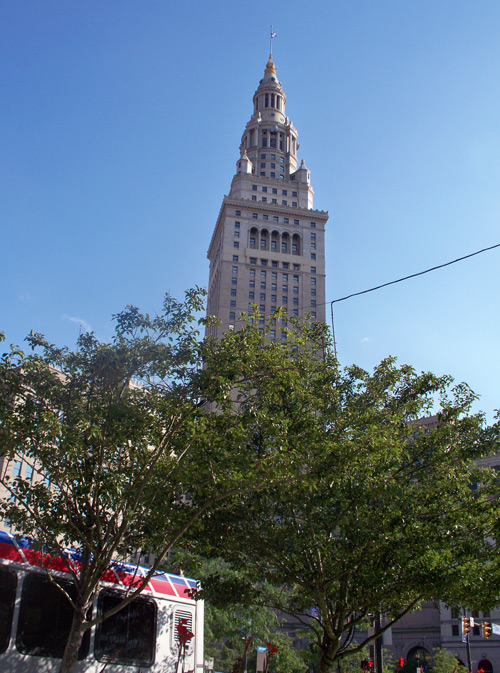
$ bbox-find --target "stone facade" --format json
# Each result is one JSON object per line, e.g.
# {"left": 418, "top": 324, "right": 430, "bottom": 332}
{"left": 206, "top": 55, "right": 328, "bottom": 340}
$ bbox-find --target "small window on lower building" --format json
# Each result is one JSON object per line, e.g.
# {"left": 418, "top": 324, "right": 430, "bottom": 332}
{"left": 230, "top": 300, "right": 236, "bottom": 307}
{"left": 233, "top": 255, "right": 239, "bottom": 262}
{"left": 311, "top": 253, "right": 316, "bottom": 260}
{"left": 230, "top": 311, "right": 235, "bottom": 320}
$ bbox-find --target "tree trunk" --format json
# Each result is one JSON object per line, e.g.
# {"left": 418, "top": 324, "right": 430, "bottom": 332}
{"left": 59, "top": 602, "right": 89, "bottom": 673}
{"left": 318, "top": 636, "right": 339, "bottom": 673}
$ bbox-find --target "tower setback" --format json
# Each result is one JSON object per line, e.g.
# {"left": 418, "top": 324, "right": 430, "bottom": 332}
{"left": 206, "top": 55, "right": 328, "bottom": 339}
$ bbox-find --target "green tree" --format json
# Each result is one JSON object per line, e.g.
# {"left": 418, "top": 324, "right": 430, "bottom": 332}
{"left": 0, "top": 295, "right": 327, "bottom": 673}
{"left": 195, "top": 346, "right": 500, "bottom": 673}
{"left": 430, "top": 648, "right": 464, "bottom": 673}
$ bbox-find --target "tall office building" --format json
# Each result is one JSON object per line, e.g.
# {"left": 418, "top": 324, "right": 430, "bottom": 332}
{"left": 206, "top": 54, "right": 328, "bottom": 339}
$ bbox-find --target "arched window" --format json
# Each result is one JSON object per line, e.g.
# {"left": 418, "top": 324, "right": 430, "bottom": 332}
{"left": 478, "top": 660, "right": 493, "bottom": 673}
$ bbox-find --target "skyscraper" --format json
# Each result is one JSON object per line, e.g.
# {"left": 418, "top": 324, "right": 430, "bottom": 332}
{"left": 206, "top": 54, "right": 328, "bottom": 339}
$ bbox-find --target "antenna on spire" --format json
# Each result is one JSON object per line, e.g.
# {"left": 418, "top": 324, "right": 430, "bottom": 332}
{"left": 270, "top": 26, "right": 276, "bottom": 56}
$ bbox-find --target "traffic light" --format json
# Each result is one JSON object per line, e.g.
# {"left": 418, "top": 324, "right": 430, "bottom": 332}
{"left": 482, "top": 622, "right": 492, "bottom": 639}
{"left": 361, "top": 660, "right": 374, "bottom": 670}
{"left": 463, "top": 617, "right": 471, "bottom": 635}
{"left": 398, "top": 658, "right": 405, "bottom": 670}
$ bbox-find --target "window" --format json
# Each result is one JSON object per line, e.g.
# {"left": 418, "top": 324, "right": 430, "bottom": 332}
{"left": 311, "top": 232, "right": 316, "bottom": 240}
{"left": 311, "top": 266, "right": 316, "bottom": 273}
{"left": 262, "top": 186, "right": 267, "bottom": 192}
{"left": 311, "top": 243, "right": 316, "bottom": 249}
{"left": 234, "top": 231, "right": 240, "bottom": 238}
{"left": 292, "top": 244, "right": 297, "bottom": 253}
{"left": 273, "top": 216, "right": 279, "bottom": 222}
{"left": 263, "top": 214, "right": 268, "bottom": 220}
{"left": 272, "top": 261, "right": 278, "bottom": 268}
{"left": 271, "top": 295, "right": 277, "bottom": 302}
{"left": 311, "top": 289, "right": 316, "bottom": 296}
{"left": 271, "top": 283, "right": 277, "bottom": 290}
{"left": 270, "top": 329, "right": 276, "bottom": 338}
{"left": 280, "top": 166, "right": 284, "bottom": 172}
{"left": 13, "top": 461, "right": 22, "bottom": 478}
{"left": 260, "top": 171, "right": 265, "bottom": 176}
{"left": 235, "top": 221, "right": 240, "bottom": 228}
{"left": 259, "top": 305, "right": 265, "bottom": 312}
{"left": 282, "top": 200, "right": 287, "bottom": 206}
{"left": 262, "top": 197, "right": 267, "bottom": 203}
{"left": 261, "top": 271, "right": 266, "bottom": 278}
{"left": 233, "top": 242, "right": 239, "bottom": 248}
{"left": 282, "top": 296, "right": 288, "bottom": 304}
{"left": 250, "top": 258, "right": 257, "bottom": 265}
{"left": 252, "top": 213, "right": 258, "bottom": 219}
{"left": 283, "top": 263, "right": 289, "bottom": 269}
{"left": 231, "top": 289, "right": 236, "bottom": 297}
{"left": 311, "top": 277, "right": 316, "bottom": 285}
{"left": 282, "top": 285, "right": 288, "bottom": 292}
{"left": 311, "top": 312, "right": 316, "bottom": 319}
{"left": 293, "top": 275, "right": 299, "bottom": 283}
{"left": 232, "top": 266, "right": 238, "bottom": 274}
{"left": 293, "top": 264, "right": 300, "bottom": 270}
{"left": 261, "top": 154, "right": 266, "bottom": 159}
{"left": 17, "top": 574, "right": 90, "bottom": 660}
{"left": 250, "top": 237, "right": 256, "bottom": 248}
{"left": 249, "top": 292, "right": 254, "bottom": 300}
{"left": 250, "top": 268, "right": 256, "bottom": 276}
{"left": 271, "top": 241, "right": 277, "bottom": 250}
{"left": 272, "top": 188, "right": 277, "bottom": 194}
{"left": 280, "top": 157, "right": 284, "bottom": 163}
{"left": 284, "top": 218, "right": 289, "bottom": 224}
{"left": 249, "top": 280, "right": 255, "bottom": 288}
{"left": 281, "top": 242, "right": 287, "bottom": 252}
{"left": 293, "top": 309, "right": 298, "bottom": 316}
{"left": 252, "top": 195, "right": 257, "bottom": 201}
{"left": 294, "top": 219, "right": 299, "bottom": 226}
{"left": 282, "top": 190, "right": 287, "bottom": 196}
{"left": 292, "top": 191, "right": 297, "bottom": 197}
{"left": 293, "top": 298, "right": 299, "bottom": 305}
{"left": 230, "top": 300, "right": 236, "bottom": 307}
{"left": 272, "top": 272, "right": 277, "bottom": 280}
{"left": 270, "top": 172, "right": 275, "bottom": 178}
{"left": 271, "top": 163, "right": 276, "bottom": 169}
{"left": 311, "top": 300, "right": 316, "bottom": 307}
{"left": 310, "top": 222, "right": 316, "bottom": 228}
{"left": 235, "top": 210, "right": 241, "bottom": 216}
{"left": 260, "top": 293, "right": 265, "bottom": 301}
{"left": 252, "top": 185, "right": 257, "bottom": 191}
{"left": 230, "top": 311, "right": 235, "bottom": 320}
{"left": 25, "top": 464, "right": 34, "bottom": 481}
{"left": 260, "top": 282, "right": 266, "bottom": 289}
{"left": 261, "top": 260, "right": 267, "bottom": 267}
{"left": 233, "top": 255, "right": 239, "bottom": 262}
{"left": 293, "top": 287, "right": 298, "bottom": 294}
{"left": 271, "top": 154, "right": 276, "bottom": 160}
{"left": 231, "top": 278, "right": 237, "bottom": 286}
{"left": 311, "top": 253, "right": 316, "bottom": 260}
{"left": 0, "top": 569, "right": 16, "bottom": 654}
{"left": 260, "top": 163, "right": 266, "bottom": 169}
{"left": 95, "top": 591, "right": 156, "bottom": 667}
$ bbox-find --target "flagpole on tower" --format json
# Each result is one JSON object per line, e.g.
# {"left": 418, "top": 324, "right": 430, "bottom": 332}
{"left": 270, "top": 26, "right": 276, "bottom": 56}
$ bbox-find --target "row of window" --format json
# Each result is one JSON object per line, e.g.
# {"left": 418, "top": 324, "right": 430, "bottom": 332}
{"left": 253, "top": 185, "right": 295, "bottom": 196}
{"left": 234, "top": 211, "right": 317, "bottom": 229}
{"left": 259, "top": 154, "right": 285, "bottom": 163}
{"left": 228, "top": 310, "right": 318, "bottom": 325}
{"left": 232, "top": 255, "right": 311, "bottom": 272}
{"left": 253, "top": 196, "right": 297, "bottom": 205}
{"left": 0, "top": 569, "right": 163, "bottom": 666}
{"left": 254, "top": 93, "right": 283, "bottom": 111}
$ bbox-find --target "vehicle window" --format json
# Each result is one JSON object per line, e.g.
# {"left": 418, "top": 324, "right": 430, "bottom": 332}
{"left": 16, "top": 573, "right": 90, "bottom": 659}
{"left": 95, "top": 591, "right": 156, "bottom": 667}
{"left": 0, "top": 568, "right": 16, "bottom": 653}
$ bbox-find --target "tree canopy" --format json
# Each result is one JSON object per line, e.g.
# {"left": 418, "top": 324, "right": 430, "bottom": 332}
{"left": 192, "top": 351, "right": 500, "bottom": 673}
{"left": 0, "top": 292, "right": 328, "bottom": 673}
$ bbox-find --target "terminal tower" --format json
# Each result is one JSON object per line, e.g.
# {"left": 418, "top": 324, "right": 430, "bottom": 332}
{"left": 206, "top": 54, "right": 328, "bottom": 339}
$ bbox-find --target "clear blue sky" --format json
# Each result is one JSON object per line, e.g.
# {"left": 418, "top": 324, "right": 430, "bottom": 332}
{"left": 2, "top": 1, "right": 499, "bottom": 420}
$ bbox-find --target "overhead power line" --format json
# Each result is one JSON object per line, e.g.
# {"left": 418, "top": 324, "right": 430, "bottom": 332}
{"left": 328, "top": 242, "right": 500, "bottom": 356}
